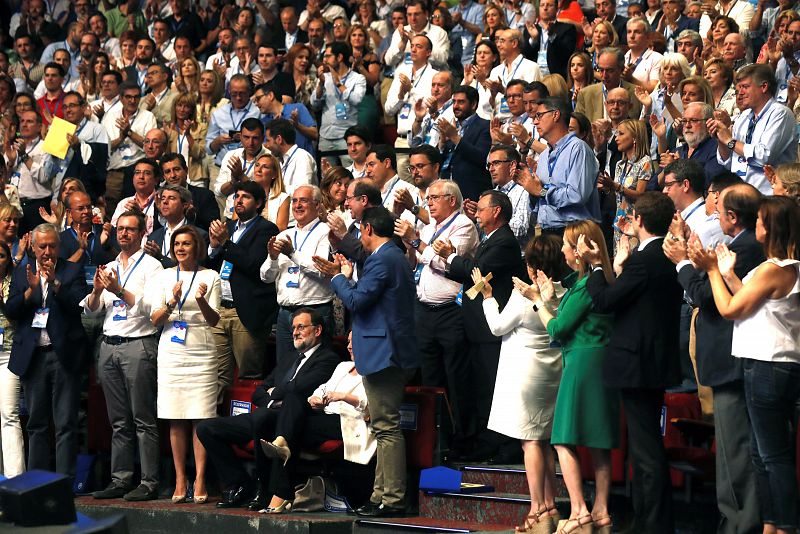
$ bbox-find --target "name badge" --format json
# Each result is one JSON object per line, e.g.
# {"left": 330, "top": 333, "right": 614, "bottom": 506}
{"left": 84, "top": 265, "right": 97, "bottom": 287}
{"left": 414, "top": 264, "right": 424, "bottom": 285}
{"left": 33, "top": 307, "right": 50, "bottom": 328}
{"left": 168, "top": 320, "right": 188, "bottom": 344}
{"left": 0, "top": 326, "right": 5, "bottom": 349}
{"left": 399, "top": 103, "right": 412, "bottom": 121}
{"left": 404, "top": 52, "right": 412, "bottom": 65}
{"left": 286, "top": 265, "right": 300, "bottom": 288}
{"left": 455, "top": 287, "right": 463, "bottom": 306}
{"left": 112, "top": 299, "right": 127, "bottom": 321}
{"left": 499, "top": 97, "right": 510, "bottom": 114}
{"left": 334, "top": 102, "right": 348, "bottom": 120}
{"left": 10, "top": 173, "right": 20, "bottom": 188}
{"left": 220, "top": 260, "right": 234, "bottom": 281}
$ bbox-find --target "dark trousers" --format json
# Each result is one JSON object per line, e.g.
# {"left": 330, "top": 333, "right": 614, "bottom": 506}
{"left": 196, "top": 405, "right": 280, "bottom": 490}
{"left": 469, "top": 340, "right": 514, "bottom": 455}
{"left": 678, "top": 303, "right": 696, "bottom": 384}
{"left": 743, "top": 358, "right": 800, "bottom": 530}
{"left": 621, "top": 388, "right": 675, "bottom": 534}
{"left": 19, "top": 197, "right": 50, "bottom": 235}
{"left": 22, "top": 348, "right": 81, "bottom": 477}
{"left": 275, "top": 304, "right": 333, "bottom": 368}
{"left": 415, "top": 302, "right": 474, "bottom": 441}
{"left": 713, "top": 381, "right": 761, "bottom": 534}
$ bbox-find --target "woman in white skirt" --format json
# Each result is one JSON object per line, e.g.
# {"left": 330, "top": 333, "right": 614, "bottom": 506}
{"left": 147, "top": 226, "right": 220, "bottom": 503}
{"left": 0, "top": 240, "right": 24, "bottom": 478}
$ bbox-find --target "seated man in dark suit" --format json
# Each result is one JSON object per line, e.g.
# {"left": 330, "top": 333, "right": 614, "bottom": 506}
{"left": 196, "top": 308, "right": 340, "bottom": 511}
{"left": 6, "top": 223, "right": 89, "bottom": 478}
{"left": 161, "top": 153, "right": 219, "bottom": 232}
{"left": 144, "top": 184, "right": 209, "bottom": 268}
{"left": 440, "top": 85, "right": 492, "bottom": 203}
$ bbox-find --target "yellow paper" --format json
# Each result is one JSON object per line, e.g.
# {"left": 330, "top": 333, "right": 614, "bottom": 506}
{"left": 42, "top": 117, "right": 77, "bottom": 160}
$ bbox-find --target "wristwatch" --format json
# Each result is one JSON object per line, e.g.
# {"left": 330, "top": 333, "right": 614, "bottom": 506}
{"left": 726, "top": 139, "right": 736, "bottom": 150}
{"left": 411, "top": 205, "right": 421, "bottom": 216}
{"left": 410, "top": 239, "right": 421, "bottom": 249}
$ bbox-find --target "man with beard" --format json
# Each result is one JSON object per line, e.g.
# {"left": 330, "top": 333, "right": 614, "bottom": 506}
{"left": 670, "top": 102, "right": 727, "bottom": 185}
{"left": 205, "top": 28, "right": 236, "bottom": 73}
{"left": 123, "top": 37, "right": 157, "bottom": 92}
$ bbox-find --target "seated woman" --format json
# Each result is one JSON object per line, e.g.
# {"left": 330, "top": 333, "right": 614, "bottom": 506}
{"left": 260, "top": 331, "right": 375, "bottom": 513}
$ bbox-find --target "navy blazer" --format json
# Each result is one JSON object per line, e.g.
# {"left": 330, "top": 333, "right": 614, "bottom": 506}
{"left": 587, "top": 237, "right": 683, "bottom": 389}
{"left": 446, "top": 224, "right": 527, "bottom": 344}
{"left": 206, "top": 217, "right": 280, "bottom": 332}
{"left": 188, "top": 184, "right": 219, "bottom": 232}
{"left": 330, "top": 241, "right": 419, "bottom": 376}
{"left": 522, "top": 21, "right": 577, "bottom": 80}
{"left": 677, "top": 230, "right": 765, "bottom": 387}
{"left": 442, "top": 116, "right": 492, "bottom": 201}
{"left": 335, "top": 220, "right": 406, "bottom": 279}
{"left": 251, "top": 344, "right": 341, "bottom": 408}
{"left": 6, "top": 260, "right": 88, "bottom": 377}
{"left": 58, "top": 224, "right": 116, "bottom": 268}
{"left": 665, "top": 16, "right": 700, "bottom": 51}
{"left": 148, "top": 224, "right": 209, "bottom": 269}
{"left": 678, "top": 136, "right": 728, "bottom": 188}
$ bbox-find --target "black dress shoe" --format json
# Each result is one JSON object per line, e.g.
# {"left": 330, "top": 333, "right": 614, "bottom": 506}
{"left": 247, "top": 489, "right": 268, "bottom": 512}
{"left": 216, "top": 485, "right": 253, "bottom": 509}
{"left": 358, "top": 503, "right": 406, "bottom": 517}
{"left": 355, "top": 501, "right": 382, "bottom": 516}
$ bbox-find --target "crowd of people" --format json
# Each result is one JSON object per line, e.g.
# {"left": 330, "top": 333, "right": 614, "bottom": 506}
{"left": 1, "top": 0, "right": 800, "bottom": 532}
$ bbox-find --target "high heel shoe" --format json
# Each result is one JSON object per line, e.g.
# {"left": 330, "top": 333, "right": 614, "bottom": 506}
{"left": 172, "top": 482, "right": 192, "bottom": 504}
{"left": 263, "top": 500, "right": 292, "bottom": 514}
{"left": 260, "top": 439, "right": 291, "bottom": 466}
{"left": 514, "top": 508, "right": 551, "bottom": 534}
{"left": 555, "top": 513, "right": 593, "bottom": 534}
{"left": 591, "top": 514, "right": 613, "bottom": 534}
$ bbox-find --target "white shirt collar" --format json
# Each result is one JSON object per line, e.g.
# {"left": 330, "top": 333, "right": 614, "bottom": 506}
{"left": 637, "top": 235, "right": 662, "bottom": 251}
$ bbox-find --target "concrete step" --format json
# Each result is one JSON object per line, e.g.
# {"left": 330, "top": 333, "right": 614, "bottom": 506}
{"left": 353, "top": 517, "right": 514, "bottom": 533}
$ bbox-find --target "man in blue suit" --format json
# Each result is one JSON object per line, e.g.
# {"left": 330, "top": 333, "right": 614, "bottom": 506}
{"left": 7, "top": 223, "right": 88, "bottom": 478}
{"left": 313, "top": 206, "right": 420, "bottom": 518}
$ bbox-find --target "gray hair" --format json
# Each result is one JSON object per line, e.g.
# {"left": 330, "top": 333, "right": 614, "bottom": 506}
{"left": 626, "top": 16, "right": 651, "bottom": 32}
{"left": 676, "top": 29, "right": 703, "bottom": 48}
{"left": 294, "top": 184, "right": 323, "bottom": 203}
{"left": 599, "top": 47, "right": 625, "bottom": 68}
{"left": 429, "top": 179, "right": 463, "bottom": 210}
{"left": 31, "top": 223, "right": 60, "bottom": 245}
{"left": 685, "top": 101, "right": 713, "bottom": 119}
{"left": 158, "top": 183, "right": 193, "bottom": 204}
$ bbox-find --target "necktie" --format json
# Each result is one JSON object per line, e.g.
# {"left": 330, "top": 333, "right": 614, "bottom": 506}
{"left": 746, "top": 113, "right": 758, "bottom": 144}
{"left": 281, "top": 353, "right": 304, "bottom": 386}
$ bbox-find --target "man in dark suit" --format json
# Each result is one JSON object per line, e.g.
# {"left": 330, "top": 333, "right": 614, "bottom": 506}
{"left": 664, "top": 182, "right": 764, "bottom": 534}
{"left": 675, "top": 103, "right": 728, "bottom": 187}
{"left": 58, "top": 191, "right": 115, "bottom": 274}
{"left": 583, "top": 192, "right": 683, "bottom": 534}
{"left": 208, "top": 181, "right": 280, "bottom": 385}
{"left": 521, "top": 0, "right": 577, "bottom": 79}
{"left": 161, "top": 153, "right": 219, "bottom": 232}
{"left": 440, "top": 85, "right": 492, "bottom": 202}
{"left": 264, "top": 7, "right": 309, "bottom": 52}
{"left": 6, "top": 223, "right": 88, "bottom": 478}
{"left": 315, "top": 207, "right": 420, "bottom": 517}
{"left": 144, "top": 184, "right": 209, "bottom": 269}
{"left": 661, "top": 0, "right": 700, "bottom": 51}
{"left": 594, "top": 0, "right": 628, "bottom": 46}
{"left": 197, "top": 308, "right": 340, "bottom": 510}
{"left": 433, "top": 190, "right": 526, "bottom": 461}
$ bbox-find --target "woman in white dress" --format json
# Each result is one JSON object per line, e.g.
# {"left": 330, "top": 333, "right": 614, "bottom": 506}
{"left": 147, "top": 226, "right": 221, "bottom": 504}
{"left": 473, "top": 235, "right": 568, "bottom": 534}
{"left": 252, "top": 153, "right": 289, "bottom": 231}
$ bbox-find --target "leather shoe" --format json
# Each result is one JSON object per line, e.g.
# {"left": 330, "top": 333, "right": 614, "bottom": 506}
{"left": 355, "top": 501, "right": 382, "bottom": 516}
{"left": 216, "top": 485, "right": 253, "bottom": 509}
{"left": 356, "top": 502, "right": 406, "bottom": 517}
{"left": 247, "top": 488, "right": 268, "bottom": 512}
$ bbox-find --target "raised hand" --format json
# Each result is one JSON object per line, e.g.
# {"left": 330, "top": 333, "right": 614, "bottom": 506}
{"left": 267, "top": 235, "right": 281, "bottom": 260}
{"left": 311, "top": 254, "right": 342, "bottom": 277}
{"left": 576, "top": 233, "right": 602, "bottom": 265}
{"left": 634, "top": 85, "right": 652, "bottom": 108}
{"left": 143, "top": 240, "right": 163, "bottom": 259}
{"left": 463, "top": 198, "right": 478, "bottom": 221}
{"left": 535, "top": 270, "right": 555, "bottom": 302}
{"left": 393, "top": 218, "right": 416, "bottom": 242}
{"left": 334, "top": 253, "right": 353, "bottom": 279}
{"left": 171, "top": 280, "right": 183, "bottom": 302}
{"left": 512, "top": 276, "right": 540, "bottom": 302}
{"left": 715, "top": 243, "right": 737, "bottom": 277}
{"left": 25, "top": 263, "right": 40, "bottom": 289}
{"left": 614, "top": 235, "right": 631, "bottom": 274}
{"left": 431, "top": 238, "right": 454, "bottom": 259}
{"left": 38, "top": 206, "right": 57, "bottom": 224}
{"left": 195, "top": 282, "right": 208, "bottom": 300}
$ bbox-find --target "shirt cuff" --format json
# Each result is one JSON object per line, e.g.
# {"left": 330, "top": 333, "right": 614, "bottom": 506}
{"left": 676, "top": 259, "right": 692, "bottom": 273}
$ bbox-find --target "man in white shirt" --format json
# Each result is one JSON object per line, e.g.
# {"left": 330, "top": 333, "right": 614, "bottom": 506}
{"left": 152, "top": 19, "right": 176, "bottom": 64}
{"left": 90, "top": 70, "right": 122, "bottom": 123}
{"left": 226, "top": 36, "right": 260, "bottom": 85}
{"left": 385, "top": 34, "right": 438, "bottom": 181}
{"left": 709, "top": 64, "right": 798, "bottom": 195}
{"left": 394, "top": 180, "right": 479, "bottom": 452}
{"left": 623, "top": 17, "right": 663, "bottom": 92}
{"left": 344, "top": 126, "right": 372, "bottom": 179}
{"left": 488, "top": 29, "right": 542, "bottom": 120}
{"left": 263, "top": 119, "right": 317, "bottom": 195}
{"left": 214, "top": 117, "right": 269, "bottom": 220}
{"left": 699, "top": 0, "right": 754, "bottom": 39}
{"left": 384, "top": 0, "right": 450, "bottom": 71}
{"left": 205, "top": 28, "right": 236, "bottom": 73}
{"left": 365, "top": 145, "right": 421, "bottom": 225}
{"left": 102, "top": 82, "right": 158, "bottom": 205}
{"left": 85, "top": 211, "right": 164, "bottom": 502}
{"left": 260, "top": 185, "right": 334, "bottom": 367}
{"left": 299, "top": 0, "right": 346, "bottom": 29}
{"left": 409, "top": 71, "right": 455, "bottom": 149}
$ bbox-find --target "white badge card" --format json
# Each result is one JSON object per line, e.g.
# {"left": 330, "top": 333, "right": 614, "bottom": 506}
{"left": 33, "top": 308, "right": 50, "bottom": 328}
{"left": 404, "top": 52, "right": 412, "bottom": 64}
{"left": 112, "top": 299, "right": 128, "bottom": 321}
{"left": 0, "top": 326, "right": 4, "bottom": 349}
{"left": 220, "top": 260, "right": 234, "bottom": 281}
{"left": 499, "top": 97, "right": 510, "bottom": 114}
{"left": 285, "top": 266, "right": 300, "bottom": 288}
{"left": 168, "top": 320, "right": 188, "bottom": 344}
{"left": 399, "top": 103, "right": 412, "bottom": 121}
{"left": 334, "top": 102, "right": 348, "bottom": 120}
{"left": 414, "top": 264, "right": 424, "bottom": 285}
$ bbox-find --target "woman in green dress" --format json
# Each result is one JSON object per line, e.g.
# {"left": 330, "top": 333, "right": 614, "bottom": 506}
{"left": 512, "top": 220, "right": 620, "bottom": 534}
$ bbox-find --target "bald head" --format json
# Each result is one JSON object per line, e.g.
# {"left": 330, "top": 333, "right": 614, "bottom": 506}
{"left": 721, "top": 182, "right": 761, "bottom": 233}
{"left": 605, "top": 87, "right": 631, "bottom": 122}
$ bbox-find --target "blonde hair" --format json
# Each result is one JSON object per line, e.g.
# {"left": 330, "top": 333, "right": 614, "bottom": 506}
{"left": 256, "top": 153, "right": 286, "bottom": 200}
{"left": 660, "top": 52, "right": 691, "bottom": 81}
{"left": 542, "top": 74, "right": 568, "bottom": 102}
{"left": 618, "top": 119, "right": 650, "bottom": 163}
{"left": 775, "top": 163, "right": 800, "bottom": 197}
{"left": 563, "top": 220, "right": 614, "bottom": 284}
{"left": 590, "top": 20, "right": 619, "bottom": 52}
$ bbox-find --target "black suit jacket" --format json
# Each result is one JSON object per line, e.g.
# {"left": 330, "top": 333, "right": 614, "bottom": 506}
{"left": 58, "top": 224, "right": 116, "bottom": 268}
{"left": 677, "top": 230, "right": 765, "bottom": 387}
{"left": 587, "top": 237, "right": 683, "bottom": 389}
{"left": 188, "top": 184, "right": 219, "bottom": 232}
{"left": 446, "top": 224, "right": 526, "bottom": 343}
{"left": 442, "top": 116, "right": 492, "bottom": 201}
{"left": 64, "top": 139, "right": 108, "bottom": 203}
{"left": 206, "top": 217, "right": 280, "bottom": 332}
{"left": 6, "top": 260, "right": 88, "bottom": 377}
{"left": 251, "top": 344, "right": 341, "bottom": 408}
{"left": 522, "top": 21, "right": 577, "bottom": 79}
{"left": 610, "top": 14, "right": 629, "bottom": 46}
{"left": 665, "top": 16, "right": 700, "bottom": 51}
{"left": 148, "top": 224, "right": 209, "bottom": 269}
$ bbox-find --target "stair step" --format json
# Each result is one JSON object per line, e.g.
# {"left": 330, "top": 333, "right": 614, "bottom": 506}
{"left": 353, "top": 517, "right": 513, "bottom": 533}
{"left": 419, "top": 490, "right": 567, "bottom": 526}
{"left": 458, "top": 464, "right": 572, "bottom": 500}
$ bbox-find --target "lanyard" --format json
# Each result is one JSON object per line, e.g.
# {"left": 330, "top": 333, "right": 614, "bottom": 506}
{"left": 116, "top": 252, "right": 145, "bottom": 289}
{"left": 428, "top": 212, "right": 458, "bottom": 245}
{"left": 502, "top": 57, "right": 523, "bottom": 85}
{"left": 175, "top": 266, "right": 198, "bottom": 312}
{"left": 627, "top": 50, "right": 646, "bottom": 71}
{"left": 293, "top": 220, "right": 322, "bottom": 252}
{"left": 617, "top": 160, "right": 632, "bottom": 188}
{"left": 75, "top": 119, "right": 88, "bottom": 137}
{"left": 242, "top": 154, "right": 257, "bottom": 176}
{"left": 547, "top": 133, "right": 574, "bottom": 176}
{"left": 229, "top": 104, "right": 251, "bottom": 132}
{"left": 381, "top": 177, "right": 401, "bottom": 205}
{"left": 281, "top": 146, "right": 299, "bottom": 175}
{"left": 140, "top": 193, "right": 155, "bottom": 214}
{"left": 411, "top": 65, "right": 428, "bottom": 89}
{"left": 177, "top": 133, "right": 187, "bottom": 156}
{"left": 336, "top": 70, "right": 352, "bottom": 101}
{"left": 233, "top": 218, "right": 256, "bottom": 244}
{"left": 69, "top": 228, "right": 95, "bottom": 260}
{"left": 155, "top": 88, "right": 169, "bottom": 106}
{"left": 683, "top": 200, "right": 704, "bottom": 222}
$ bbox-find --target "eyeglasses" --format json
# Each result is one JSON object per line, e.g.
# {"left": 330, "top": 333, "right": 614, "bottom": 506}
{"left": 63, "top": 103, "right": 83, "bottom": 109}
{"left": 427, "top": 193, "right": 452, "bottom": 202}
{"left": 292, "top": 324, "right": 314, "bottom": 331}
{"left": 144, "top": 138, "right": 165, "bottom": 145}
{"left": 121, "top": 94, "right": 140, "bottom": 100}
{"left": 406, "top": 162, "right": 433, "bottom": 172}
{"left": 486, "top": 159, "right": 513, "bottom": 169}
{"left": 683, "top": 118, "right": 706, "bottom": 125}
{"left": 662, "top": 180, "right": 681, "bottom": 189}
{"left": 345, "top": 194, "right": 365, "bottom": 202}
{"left": 605, "top": 99, "right": 627, "bottom": 106}
{"left": 533, "top": 109, "right": 557, "bottom": 121}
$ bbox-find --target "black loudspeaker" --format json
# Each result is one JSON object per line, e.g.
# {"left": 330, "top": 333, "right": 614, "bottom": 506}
{"left": 0, "top": 470, "right": 77, "bottom": 526}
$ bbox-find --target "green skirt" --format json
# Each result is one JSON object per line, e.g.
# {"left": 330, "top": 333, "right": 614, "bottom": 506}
{"left": 357, "top": 93, "right": 379, "bottom": 132}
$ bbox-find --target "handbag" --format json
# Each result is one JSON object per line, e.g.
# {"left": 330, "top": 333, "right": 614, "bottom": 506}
{"left": 292, "top": 476, "right": 351, "bottom": 513}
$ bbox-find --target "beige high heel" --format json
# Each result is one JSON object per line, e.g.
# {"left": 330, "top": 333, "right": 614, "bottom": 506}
{"left": 260, "top": 439, "right": 291, "bottom": 466}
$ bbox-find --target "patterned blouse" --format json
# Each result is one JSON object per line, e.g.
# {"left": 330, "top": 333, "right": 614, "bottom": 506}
{"left": 613, "top": 155, "right": 653, "bottom": 250}
{"left": 0, "top": 274, "right": 16, "bottom": 354}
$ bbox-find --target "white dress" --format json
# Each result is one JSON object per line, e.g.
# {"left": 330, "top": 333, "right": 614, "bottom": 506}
{"left": 146, "top": 267, "right": 222, "bottom": 420}
{"left": 483, "top": 287, "right": 565, "bottom": 441}
{"left": 263, "top": 191, "right": 290, "bottom": 226}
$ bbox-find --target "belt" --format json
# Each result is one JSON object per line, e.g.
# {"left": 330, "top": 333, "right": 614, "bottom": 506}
{"left": 220, "top": 299, "right": 236, "bottom": 309}
{"left": 20, "top": 197, "right": 49, "bottom": 206}
{"left": 281, "top": 302, "right": 331, "bottom": 312}
{"left": 102, "top": 334, "right": 156, "bottom": 346}
{"left": 417, "top": 300, "right": 458, "bottom": 310}
{"left": 34, "top": 344, "right": 53, "bottom": 352}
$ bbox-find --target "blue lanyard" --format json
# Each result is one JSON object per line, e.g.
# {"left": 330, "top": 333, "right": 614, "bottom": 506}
{"left": 336, "top": 70, "right": 351, "bottom": 101}
{"left": 281, "top": 146, "right": 299, "bottom": 175}
{"left": 75, "top": 119, "right": 88, "bottom": 137}
{"left": 229, "top": 104, "right": 251, "bottom": 132}
{"left": 628, "top": 51, "right": 646, "bottom": 71}
{"left": 175, "top": 266, "right": 198, "bottom": 312}
{"left": 69, "top": 228, "right": 95, "bottom": 260}
{"left": 381, "top": 177, "right": 401, "bottom": 205}
{"left": 547, "top": 133, "right": 574, "bottom": 176}
{"left": 293, "top": 220, "right": 322, "bottom": 252}
{"left": 411, "top": 65, "right": 428, "bottom": 89}
{"left": 684, "top": 201, "right": 704, "bottom": 222}
{"left": 177, "top": 133, "right": 186, "bottom": 156}
{"left": 116, "top": 252, "right": 145, "bottom": 289}
{"left": 428, "top": 212, "right": 458, "bottom": 245}
{"left": 242, "top": 155, "right": 257, "bottom": 176}
{"left": 502, "top": 57, "right": 523, "bottom": 84}
{"left": 141, "top": 194, "right": 155, "bottom": 214}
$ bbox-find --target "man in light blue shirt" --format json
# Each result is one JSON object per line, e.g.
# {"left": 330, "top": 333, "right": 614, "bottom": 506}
{"left": 449, "top": 0, "right": 485, "bottom": 65}
{"left": 205, "top": 74, "right": 261, "bottom": 168}
{"left": 517, "top": 97, "right": 600, "bottom": 234}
